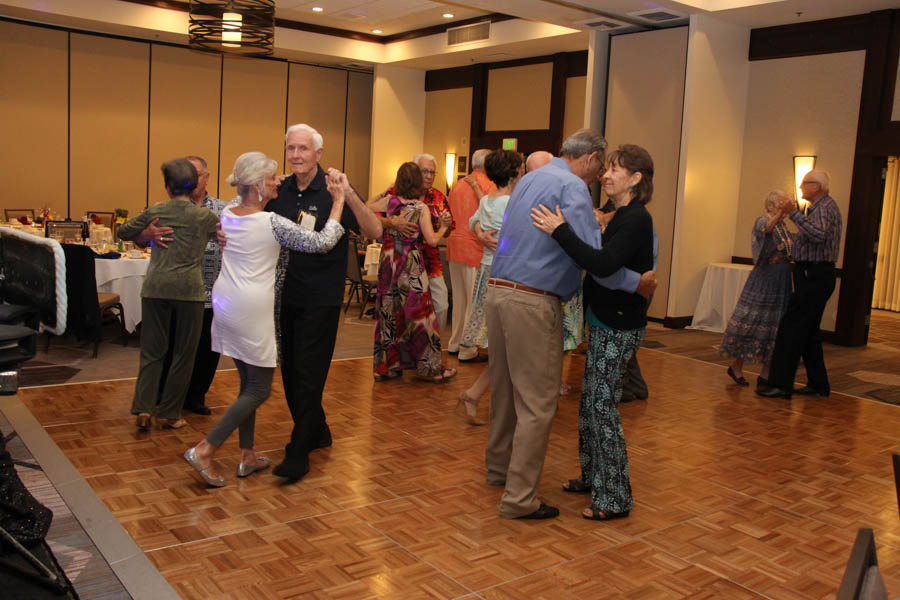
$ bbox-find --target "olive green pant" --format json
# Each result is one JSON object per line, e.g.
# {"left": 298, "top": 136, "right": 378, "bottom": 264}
{"left": 131, "top": 298, "right": 203, "bottom": 420}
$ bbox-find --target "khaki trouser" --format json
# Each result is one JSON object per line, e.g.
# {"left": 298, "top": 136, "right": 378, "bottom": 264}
{"left": 447, "top": 261, "right": 478, "bottom": 356}
{"left": 484, "top": 283, "right": 563, "bottom": 518}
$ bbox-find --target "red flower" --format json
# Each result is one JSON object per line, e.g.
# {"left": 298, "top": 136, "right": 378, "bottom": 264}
{"left": 91, "top": 215, "right": 103, "bottom": 225}
{"left": 17, "top": 215, "right": 31, "bottom": 225}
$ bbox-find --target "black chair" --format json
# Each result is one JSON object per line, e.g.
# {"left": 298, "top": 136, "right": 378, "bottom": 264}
{"left": 0, "top": 323, "right": 37, "bottom": 395}
{"left": 54, "top": 244, "right": 126, "bottom": 358}
{"left": 344, "top": 237, "right": 378, "bottom": 319}
{"left": 836, "top": 528, "right": 889, "bottom": 600}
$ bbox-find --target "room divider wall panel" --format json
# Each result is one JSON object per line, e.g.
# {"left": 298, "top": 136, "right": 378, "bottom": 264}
{"left": 217, "top": 56, "right": 287, "bottom": 198}
{"left": 345, "top": 71, "right": 374, "bottom": 197}
{"left": 0, "top": 21, "right": 68, "bottom": 218}
{"left": 69, "top": 34, "right": 149, "bottom": 221}
{"left": 287, "top": 64, "right": 348, "bottom": 174}
{"left": 147, "top": 45, "right": 221, "bottom": 205}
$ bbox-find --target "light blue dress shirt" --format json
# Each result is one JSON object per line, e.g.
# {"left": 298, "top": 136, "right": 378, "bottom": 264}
{"left": 489, "top": 157, "right": 639, "bottom": 301}
{"left": 469, "top": 193, "right": 510, "bottom": 266}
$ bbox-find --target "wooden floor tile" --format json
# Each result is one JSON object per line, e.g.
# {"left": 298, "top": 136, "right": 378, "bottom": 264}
{"left": 16, "top": 346, "right": 900, "bottom": 598}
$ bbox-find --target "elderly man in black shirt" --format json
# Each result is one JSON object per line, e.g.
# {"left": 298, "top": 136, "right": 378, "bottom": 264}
{"left": 266, "top": 123, "right": 381, "bottom": 481}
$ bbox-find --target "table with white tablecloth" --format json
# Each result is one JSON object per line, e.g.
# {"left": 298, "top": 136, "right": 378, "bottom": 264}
{"left": 94, "top": 256, "right": 149, "bottom": 332}
{"left": 689, "top": 262, "right": 754, "bottom": 333}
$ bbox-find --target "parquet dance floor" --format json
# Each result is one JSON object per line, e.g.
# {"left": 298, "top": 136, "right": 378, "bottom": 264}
{"left": 16, "top": 348, "right": 900, "bottom": 599}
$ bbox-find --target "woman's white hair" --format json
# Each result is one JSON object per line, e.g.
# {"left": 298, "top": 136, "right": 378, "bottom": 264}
{"left": 765, "top": 190, "right": 787, "bottom": 210}
{"left": 285, "top": 123, "right": 323, "bottom": 150}
{"left": 227, "top": 151, "right": 278, "bottom": 200}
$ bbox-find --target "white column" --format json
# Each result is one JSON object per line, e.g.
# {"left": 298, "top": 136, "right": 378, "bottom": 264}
{"left": 584, "top": 30, "right": 610, "bottom": 131}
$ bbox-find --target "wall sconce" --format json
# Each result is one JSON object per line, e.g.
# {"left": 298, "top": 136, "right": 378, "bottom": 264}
{"left": 445, "top": 152, "right": 456, "bottom": 192}
{"left": 793, "top": 155, "right": 816, "bottom": 210}
{"left": 189, "top": 0, "right": 275, "bottom": 56}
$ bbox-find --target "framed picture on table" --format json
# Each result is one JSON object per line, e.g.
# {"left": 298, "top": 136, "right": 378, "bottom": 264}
{"left": 45, "top": 221, "right": 85, "bottom": 243}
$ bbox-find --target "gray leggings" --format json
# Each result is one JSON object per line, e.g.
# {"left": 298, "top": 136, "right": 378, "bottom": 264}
{"left": 206, "top": 359, "right": 274, "bottom": 450}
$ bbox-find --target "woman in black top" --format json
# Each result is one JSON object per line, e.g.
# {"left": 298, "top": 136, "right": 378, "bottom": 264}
{"left": 531, "top": 144, "right": 655, "bottom": 521}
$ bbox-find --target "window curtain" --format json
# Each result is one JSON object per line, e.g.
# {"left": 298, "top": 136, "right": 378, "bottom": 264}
{"left": 873, "top": 156, "right": 900, "bottom": 311}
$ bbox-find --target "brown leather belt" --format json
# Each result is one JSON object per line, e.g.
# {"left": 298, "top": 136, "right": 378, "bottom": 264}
{"left": 487, "top": 278, "right": 557, "bottom": 298}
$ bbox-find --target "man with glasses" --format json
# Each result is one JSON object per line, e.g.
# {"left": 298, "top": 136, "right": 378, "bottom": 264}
{"left": 483, "top": 129, "right": 657, "bottom": 520}
{"left": 758, "top": 170, "right": 841, "bottom": 399}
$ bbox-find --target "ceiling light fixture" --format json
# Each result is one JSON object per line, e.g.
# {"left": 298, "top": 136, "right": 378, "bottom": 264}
{"left": 188, "top": 0, "right": 275, "bottom": 56}
{"left": 442, "top": 13, "right": 454, "bottom": 18}
{"left": 372, "top": 29, "right": 383, "bottom": 34}
{"left": 312, "top": 7, "right": 323, "bottom": 12}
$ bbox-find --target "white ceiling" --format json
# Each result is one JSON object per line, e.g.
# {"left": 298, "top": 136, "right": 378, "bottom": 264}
{"left": 276, "top": 0, "right": 900, "bottom": 36}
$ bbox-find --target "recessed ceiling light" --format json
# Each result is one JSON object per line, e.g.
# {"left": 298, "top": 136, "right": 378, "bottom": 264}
{"left": 312, "top": 6, "right": 323, "bottom": 12}
{"left": 372, "top": 29, "right": 383, "bottom": 34}
{"left": 442, "top": 13, "right": 454, "bottom": 18}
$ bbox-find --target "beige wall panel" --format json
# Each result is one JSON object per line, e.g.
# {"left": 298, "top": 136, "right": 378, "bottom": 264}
{"left": 345, "top": 71, "right": 373, "bottom": 198}
{"left": 0, "top": 21, "right": 68, "bottom": 218}
{"left": 369, "top": 65, "right": 425, "bottom": 198}
{"left": 424, "top": 87, "right": 472, "bottom": 196}
{"left": 606, "top": 27, "right": 688, "bottom": 320}
{"left": 736, "top": 51, "right": 863, "bottom": 330}
{"left": 485, "top": 63, "right": 552, "bottom": 131}
{"left": 148, "top": 45, "right": 221, "bottom": 206}
{"left": 671, "top": 16, "right": 749, "bottom": 318}
{"left": 287, "top": 64, "right": 347, "bottom": 172}
{"left": 70, "top": 34, "right": 149, "bottom": 221}
{"left": 563, "top": 76, "right": 586, "bottom": 139}
{"left": 218, "top": 56, "right": 287, "bottom": 195}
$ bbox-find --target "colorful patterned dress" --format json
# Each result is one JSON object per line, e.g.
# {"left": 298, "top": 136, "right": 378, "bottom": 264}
{"left": 373, "top": 196, "right": 443, "bottom": 378}
{"left": 719, "top": 216, "right": 793, "bottom": 364}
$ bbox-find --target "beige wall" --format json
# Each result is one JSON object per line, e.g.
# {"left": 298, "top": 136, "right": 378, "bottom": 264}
{"left": 287, "top": 64, "right": 347, "bottom": 172}
{"left": 69, "top": 34, "right": 149, "bottom": 221}
{"left": 670, "top": 15, "right": 750, "bottom": 317}
{"left": 0, "top": 20, "right": 373, "bottom": 219}
{"left": 148, "top": 45, "right": 220, "bottom": 206}
{"left": 218, "top": 57, "right": 287, "bottom": 196}
{"left": 345, "top": 71, "right": 374, "bottom": 197}
{"left": 369, "top": 64, "right": 426, "bottom": 197}
{"left": 606, "top": 28, "right": 688, "bottom": 320}
{"left": 737, "top": 50, "right": 864, "bottom": 330}
{"left": 563, "top": 76, "right": 586, "bottom": 139}
{"left": 424, "top": 87, "right": 473, "bottom": 194}
{"left": 485, "top": 63, "right": 553, "bottom": 131}
{"left": 0, "top": 21, "right": 67, "bottom": 218}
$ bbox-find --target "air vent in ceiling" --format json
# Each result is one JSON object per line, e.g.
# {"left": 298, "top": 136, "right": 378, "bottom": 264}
{"left": 447, "top": 21, "right": 490, "bottom": 46}
{"left": 628, "top": 8, "right": 686, "bottom": 22}
{"left": 574, "top": 17, "right": 626, "bottom": 31}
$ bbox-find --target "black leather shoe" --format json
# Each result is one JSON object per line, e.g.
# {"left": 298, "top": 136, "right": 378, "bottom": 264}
{"left": 794, "top": 385, "right": 830, "bottom": 397}
{"left": 756, "top": 376, "right": 769, "bottom": 389}
{"left": 756, "top": 386, "right": 792, "bottom": 399}
{"left": 317, "top": 425, "right": 333, "bottom": 449}
{"left": 516, "top": 502, "right": 560, "bottom": 520}
{"left": 272, "top": 454, "right": 310, "bottom": 482}
{"left": 620, "top": 391, "right": 635, "bottom": 403}
{"left": 185, "top": 404, "right": 211, "bottom": 416}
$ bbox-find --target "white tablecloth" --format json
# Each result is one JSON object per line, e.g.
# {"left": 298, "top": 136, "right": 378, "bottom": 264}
{"left": 94, "top": 256, "right": 149, "bottom": 332}
{"left": 689, "top": 262, "right": 754, "bottom": 333}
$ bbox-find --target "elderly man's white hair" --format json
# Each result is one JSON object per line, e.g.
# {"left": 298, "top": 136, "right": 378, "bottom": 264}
{"left": 471, "top": 149, "right": 491, "bottom": 169}
{"left": 285, "top": 123, "right": 323, "bottom": 150}
{"left": 227, "top": 151, "right": 278, "bottom": 200}
{"left": 413, "top": 153, "right": 436, "bottom": 165}
{"left": 804, "top": 169, "right": 830, "bottom": 194}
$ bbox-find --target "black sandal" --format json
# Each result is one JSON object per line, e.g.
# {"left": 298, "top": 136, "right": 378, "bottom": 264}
{"left": 582, "top": 507, "right": 630, "bottom": 521}
{"left": 562, "top": 479, "right": 590, "bottom": 493}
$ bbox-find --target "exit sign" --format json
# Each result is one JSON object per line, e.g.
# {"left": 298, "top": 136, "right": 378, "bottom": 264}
{"left": 502, "top": 138, "right": 518, "bottom": 151}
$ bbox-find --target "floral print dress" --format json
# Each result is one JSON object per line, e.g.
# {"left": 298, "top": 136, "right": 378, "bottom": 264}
{"left": 373, "top": 196, "right": 443, "bottom": 378}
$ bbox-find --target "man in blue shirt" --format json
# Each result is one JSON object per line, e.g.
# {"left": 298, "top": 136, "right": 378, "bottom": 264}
{"left": 484, "top": 129, "right": 657, "bottom": 520}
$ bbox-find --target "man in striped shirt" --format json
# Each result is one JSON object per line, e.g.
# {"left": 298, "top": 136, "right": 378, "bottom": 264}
{"left": 758, "top": 170, "right": 842, "bottom": 399}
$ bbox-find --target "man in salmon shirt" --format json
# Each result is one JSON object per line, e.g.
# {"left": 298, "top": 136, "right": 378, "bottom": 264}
{"left": 446, "top": 149, "right": 494, "bottom": 361}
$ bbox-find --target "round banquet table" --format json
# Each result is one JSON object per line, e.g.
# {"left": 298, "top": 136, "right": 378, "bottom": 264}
{"left": 94, "top": 255, "right": 150, "bottom": 333}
